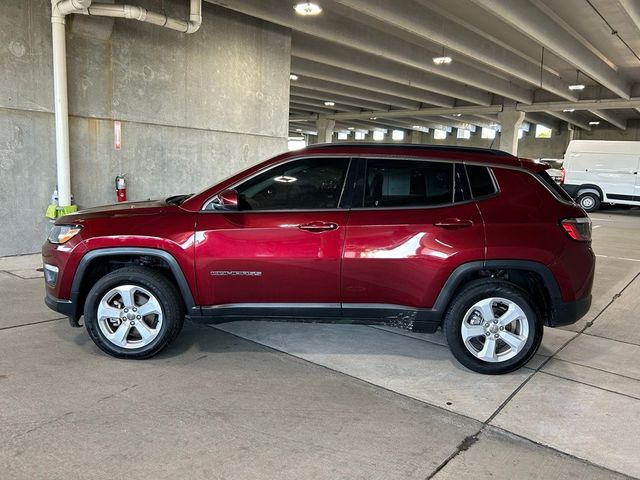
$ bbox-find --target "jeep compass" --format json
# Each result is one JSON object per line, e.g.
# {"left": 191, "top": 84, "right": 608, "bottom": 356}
{"left": 43, "top": 144, "right": 594, "bottom": 374}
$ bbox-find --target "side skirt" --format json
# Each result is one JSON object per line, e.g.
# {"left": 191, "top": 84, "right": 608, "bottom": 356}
{"left": 189, "top": 303, "right": 440, "bottom": 333}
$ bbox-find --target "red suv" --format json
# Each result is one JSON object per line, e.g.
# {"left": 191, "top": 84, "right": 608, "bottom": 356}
{"left": 43, "top": 144, "right": 594, "bottom": 374}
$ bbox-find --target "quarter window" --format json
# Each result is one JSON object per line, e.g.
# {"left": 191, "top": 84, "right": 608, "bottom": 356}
{"left": 466, "top": 165, "right": 497, "bottom": 198}
{"left": 233, "top": 157, "right": 349, "bottom": 211}
{"left": 363, "top": 159, "right": 454, "bottom": 208}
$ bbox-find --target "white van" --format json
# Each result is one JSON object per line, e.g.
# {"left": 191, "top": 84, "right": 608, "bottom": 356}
{"left": 561, "top": 140, "right": 640, "bottom": 212}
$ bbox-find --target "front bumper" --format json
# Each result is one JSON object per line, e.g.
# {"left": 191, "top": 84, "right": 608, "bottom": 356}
{"left": 44, "top": 294, "right": 82, "bottom": 327}
{"left": 550, "top": 294, "right": 592, "bottom": 327}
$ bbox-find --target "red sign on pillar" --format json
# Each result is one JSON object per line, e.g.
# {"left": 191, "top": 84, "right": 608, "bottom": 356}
{"left": 114, "top": 121, "right": 122, "bottom": 151}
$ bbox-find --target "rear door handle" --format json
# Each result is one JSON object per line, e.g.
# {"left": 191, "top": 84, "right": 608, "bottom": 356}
{"left": 298, "top": 221, "right": 339, "bottom": 232}
{"left": 434, "top": 218, "right": 474, "bottom": 229}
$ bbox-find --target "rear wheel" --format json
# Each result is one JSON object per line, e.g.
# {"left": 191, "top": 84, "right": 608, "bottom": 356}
{"left": 577, "top": 192, "right": 600, "bottom": 212}
{"left": 84, "top": 266, "right": 184, "bottom": 359}
{"left": 443, "top": 280, "right": 543, "bottom": 374}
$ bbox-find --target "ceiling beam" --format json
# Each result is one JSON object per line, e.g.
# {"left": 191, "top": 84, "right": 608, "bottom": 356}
{"left": 524, "top": 113, "right": 561, "bottom": 131}
{"left": 590, "top": 110, "right": 627, "bottom": 130}
{"left": 289, "top": 95, "right": 360, "bottom": 113}
{"left": 290, "top": 103, "right": 338, "bottom": 114}
{"left": 517, "top": 97, "right": 640, "bottom": 111}
{"left": 328, "top": 105, "right": 504, "bottom": 122}
{"left": 291, "top": 57, "right": 454, "bottom": 107}
{"left": 207, "top": 0, "right": 533, "bottom": 103}
{"left": 333, "top": 0, "right": 576, "bottom": 101}
{"left": 290, "top": 114, "right": 319, "bottom": 122}
{"left": 291, "top": 78, "right": 421, "bottom": 110}
{"left": 471, "top": 0, "right": 632, "bottom": 99}
{"left": 291, "top": 97, "right": 640, "bottom": 124}
{"left": 620, "top": 0, "right": 640, "bottom": 32}
{"left": 291, "top": 87, "right": 395, "bottom": 111}
{"left": 293, "top": 34, "right": 492, "bottom": 105}
{"left": 545, "top": 111, "right": 591, "bottom": 131}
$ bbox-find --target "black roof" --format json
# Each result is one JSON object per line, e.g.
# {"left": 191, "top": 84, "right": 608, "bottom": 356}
{"left": 307, "top": 143, "right": 515, "bottom": 157}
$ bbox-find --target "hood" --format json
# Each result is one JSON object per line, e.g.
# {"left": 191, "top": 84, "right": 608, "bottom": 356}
{"left": 56, "top": 199, "right": 169, "bottom": 224}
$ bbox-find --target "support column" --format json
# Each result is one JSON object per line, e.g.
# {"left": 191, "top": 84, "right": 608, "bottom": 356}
{"left": 316, "top": 116, "right": 335, "bottom": 144}
{"left": 497, "top": 106, "right": 525, "bottom": 155}
{"left": 410, "top": 129, "right": 422, "bottom": 144}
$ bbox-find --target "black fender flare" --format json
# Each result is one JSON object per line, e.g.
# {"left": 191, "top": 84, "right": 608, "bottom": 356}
{"left": 70, "top": 247, "right": 198, "bottom": 318}
{"left": 431, "top": 260, "right": 563, "bottom": 322}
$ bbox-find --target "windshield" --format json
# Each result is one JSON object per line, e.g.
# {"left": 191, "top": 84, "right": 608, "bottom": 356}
{"left": 165, "top": 194, "right": 193, "bottom": 205}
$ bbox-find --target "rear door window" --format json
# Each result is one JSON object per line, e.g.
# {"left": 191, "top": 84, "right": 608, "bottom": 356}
{"left": 362, "top": 159, "right": 454, "bottom": 208}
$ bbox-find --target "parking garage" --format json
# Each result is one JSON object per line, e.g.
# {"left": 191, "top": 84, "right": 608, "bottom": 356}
{"left": 2, "top": 1, "right": 640, "bottom": 478}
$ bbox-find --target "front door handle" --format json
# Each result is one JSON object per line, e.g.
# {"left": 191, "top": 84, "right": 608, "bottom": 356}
{"left": 298, "top": 221, "right": 339, "bottom": 232}
{"left": 434, "top": 218, "right": 474, "bottom": 229}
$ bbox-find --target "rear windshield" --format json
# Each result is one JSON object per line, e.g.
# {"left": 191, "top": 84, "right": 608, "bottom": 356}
{"left": 537, "top": 171, "right": 573, "bottom": 202}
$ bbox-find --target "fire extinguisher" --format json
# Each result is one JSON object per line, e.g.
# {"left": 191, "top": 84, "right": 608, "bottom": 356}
{"left": 115, "top": 175, "right": 127, "bottom": 202}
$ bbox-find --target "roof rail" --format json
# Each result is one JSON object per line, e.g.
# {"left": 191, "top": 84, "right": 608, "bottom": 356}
{"left": 306, "top": 143, "right": 515, "bottom": 157}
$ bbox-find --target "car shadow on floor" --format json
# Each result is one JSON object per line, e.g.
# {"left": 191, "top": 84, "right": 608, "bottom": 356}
{"left": 62, "top": 319, "right": 474, "bottom": 373}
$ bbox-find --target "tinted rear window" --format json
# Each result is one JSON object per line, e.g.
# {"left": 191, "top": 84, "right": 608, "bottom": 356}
{"left": 466, "top": 165, "right": 497, "bottom": 198}
{"left": 537, "top": 170, "right": 573, "bottom": 202}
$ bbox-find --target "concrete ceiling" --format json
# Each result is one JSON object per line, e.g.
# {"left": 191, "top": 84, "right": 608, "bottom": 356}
{"left": 207, "top": 0, "right": 640, "bottom": 134}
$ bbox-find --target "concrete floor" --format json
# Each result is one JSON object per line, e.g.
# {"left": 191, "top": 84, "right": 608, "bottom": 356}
{"left": 1, "top": 209, "right": 640, "bottom": 479}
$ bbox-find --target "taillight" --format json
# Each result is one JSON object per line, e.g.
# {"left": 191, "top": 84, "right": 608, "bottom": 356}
{"left": 561, "top": 217, "right": 591, "bottom": 242}
{"left": 560, "top": 167, "right": 566, "bottom": 185}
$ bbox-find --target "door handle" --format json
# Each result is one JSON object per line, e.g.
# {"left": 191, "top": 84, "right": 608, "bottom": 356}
{"left": 434, "top": 218, "right": 474, "bottom": 229}
{"left": 298, "top": 221, "right": 339, "bottom": 232}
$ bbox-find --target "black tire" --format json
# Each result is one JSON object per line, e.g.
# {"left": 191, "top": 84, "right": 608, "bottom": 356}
{"left": 443, "top": 280, "right": 543, "bottom": 375}
{"left": 84, "top": 266, "right": 184, "bottom": 359}
{"left": 577, "top": 192, "right": 600, "bottom": 212}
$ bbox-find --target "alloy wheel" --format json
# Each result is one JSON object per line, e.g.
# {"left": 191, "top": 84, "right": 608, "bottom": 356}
{"left": 460, "top": 297, "right": 529, "bottom": 363}
{"left": 97, "top": 285, "right": 163, "bottom": 349}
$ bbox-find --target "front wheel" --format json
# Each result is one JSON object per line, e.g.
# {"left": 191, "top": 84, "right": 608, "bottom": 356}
{"left": 84, "top": 266, "right": 184, "bottom": 359}
{"left": 443, "top": 280, "right": 543, "bottom": 374}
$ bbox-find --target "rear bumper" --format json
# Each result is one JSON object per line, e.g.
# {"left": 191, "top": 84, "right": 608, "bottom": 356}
{"left": 549, "top": 294, "right": 592, "bottom": 327}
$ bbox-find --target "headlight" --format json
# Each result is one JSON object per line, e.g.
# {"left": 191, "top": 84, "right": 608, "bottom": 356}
{"left": 48, "top": 224, "right": 82, "bottom": 244}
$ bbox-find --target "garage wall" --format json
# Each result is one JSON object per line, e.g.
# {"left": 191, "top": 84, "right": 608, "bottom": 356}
{"left": 0, "top": 0, "right": 291, "bottom": 256}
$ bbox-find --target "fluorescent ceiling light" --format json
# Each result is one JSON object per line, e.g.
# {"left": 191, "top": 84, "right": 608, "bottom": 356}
{"left": 563, "top": 109, "right": 575, "bottom": 112}
{"left": 295, "top": 128, "right": 302, "bottom": 132}
{"left": 369, "top": 116, "right": 377, "bottom": 120}
{"left": 589, "top": 121, "right": 600, "bottom": 125}
{"left": 323, "top": 101, "right": 335, "bottom": 107}
{"left": 451, "top": 113, "right": 462, "bottom": 117}
{"left": 289, "top": 74, "right": 299, "bottom": 81}
{"left": 432, "top": 56, "right": 452, "bottom": 65}
{"left": 347, "top": 127, "right": 355, "bottom": 130}
{"left": 568, "top": 84, "right": 585, "bottom": 91}
{"left": 294, "top": 2, "right": 322, "bottom": 16}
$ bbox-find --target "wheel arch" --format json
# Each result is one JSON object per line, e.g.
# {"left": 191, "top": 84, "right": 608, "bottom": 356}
{"left": 70, "top": 248, "right": 197, "bottom": 321}
{"left": 432, "top": 260, "right": 563, "bottom": 326}
{"left": 575, "top": 184, "right": 603, "bottom": 199}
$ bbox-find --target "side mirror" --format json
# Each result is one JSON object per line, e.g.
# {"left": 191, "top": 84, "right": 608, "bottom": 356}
{"left": 214, "top": 189, "right": 239, "bottom": 210}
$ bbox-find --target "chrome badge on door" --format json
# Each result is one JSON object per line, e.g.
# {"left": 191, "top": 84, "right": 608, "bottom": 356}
{"left": 210, "top": 271, "right": 263, "bottom": 277}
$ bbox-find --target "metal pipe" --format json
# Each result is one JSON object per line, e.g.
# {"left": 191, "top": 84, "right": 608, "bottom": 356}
{"left": 51, "top": 1, "right": 91, "bottom": 206}
{"left": 80, "top": 0, "right": 202, "bottom": 33}
{"left": 49, "top": 0, "right": 202, "bottom": 207}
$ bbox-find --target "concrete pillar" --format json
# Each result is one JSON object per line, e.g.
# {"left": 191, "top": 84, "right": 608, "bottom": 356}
{"left": 316, "top": 116, "right": 336, "bottom": 144}
{"left": 497, "top": 107, "right": 525, "bottom": 155}
{"left": 410, "top": 130, "right": 421, "bottom": 144}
